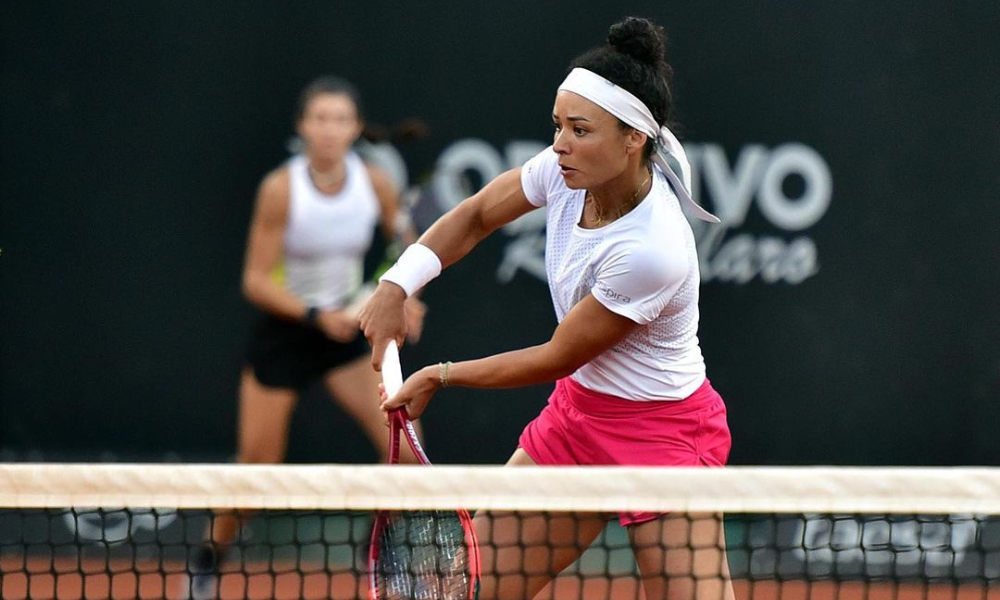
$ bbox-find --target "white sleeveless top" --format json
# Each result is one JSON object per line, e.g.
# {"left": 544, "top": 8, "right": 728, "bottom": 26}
{"left": 283, "top": 152, "right": 380, "bottom": 309}
{"left": 520, "top": 147, "right": 706, "bottom": 400}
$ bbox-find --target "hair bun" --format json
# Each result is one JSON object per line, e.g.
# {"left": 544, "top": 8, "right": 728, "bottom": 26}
{"left": 607, "top": 16, "right": 666, "bottom": 66}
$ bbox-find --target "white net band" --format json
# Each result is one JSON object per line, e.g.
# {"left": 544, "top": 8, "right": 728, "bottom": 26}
{"left": 3, "top": 464, "right": 1000, "bottom": 514}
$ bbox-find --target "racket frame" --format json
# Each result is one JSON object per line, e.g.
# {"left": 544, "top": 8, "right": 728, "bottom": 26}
{"left": 367, "top": 342, "right": 481, "bottom": 600}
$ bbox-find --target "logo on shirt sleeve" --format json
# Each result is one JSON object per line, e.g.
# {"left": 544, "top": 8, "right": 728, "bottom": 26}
{"left": 596, "top": 282, "right": 631, "bottom": 304}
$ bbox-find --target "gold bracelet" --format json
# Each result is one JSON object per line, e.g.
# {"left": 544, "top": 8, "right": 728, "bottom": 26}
{"left": 439, "top": 361, "right": 452, "bottom": 388}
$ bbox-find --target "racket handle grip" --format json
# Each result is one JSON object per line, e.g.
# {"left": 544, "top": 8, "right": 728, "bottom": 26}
{"left": 381, "top": 339, "right": 404, "bottom": 398}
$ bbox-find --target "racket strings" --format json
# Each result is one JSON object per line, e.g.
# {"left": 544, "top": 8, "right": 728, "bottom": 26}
{"left": 376, "top": 510, "right": 472, "bottom": 600}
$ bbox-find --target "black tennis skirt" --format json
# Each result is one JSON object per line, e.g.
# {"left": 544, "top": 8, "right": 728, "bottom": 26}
{"left": 245, "top": 314, "right": 368, "bottom": 390}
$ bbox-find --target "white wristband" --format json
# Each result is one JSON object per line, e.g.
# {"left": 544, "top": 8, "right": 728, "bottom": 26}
{"left": 378, "top": 243, "right": 442, "bottom": 297}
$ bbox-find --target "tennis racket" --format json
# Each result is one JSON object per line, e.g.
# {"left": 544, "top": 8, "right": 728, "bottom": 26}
{"left": 368, "top": 340, "right": 481, "bottom": 600}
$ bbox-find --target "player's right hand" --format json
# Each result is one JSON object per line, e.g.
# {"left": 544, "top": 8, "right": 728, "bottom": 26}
{"left": 359, "top": 281, "right": 408, "bottom": 371}
{"left": 316, "top": 309, "right": 360, "bottom": 343}
{"left": 403, "top": 297, "right": 427, "bottom": 344}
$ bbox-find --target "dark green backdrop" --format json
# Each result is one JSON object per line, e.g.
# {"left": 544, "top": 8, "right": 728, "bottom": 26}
{"left": 2, "top": 1, "right": 998, "bottom": 465}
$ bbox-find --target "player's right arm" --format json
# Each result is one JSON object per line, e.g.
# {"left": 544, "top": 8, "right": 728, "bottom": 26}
{"left": 420, "top": 167, "right": 534, "bottom": 269}
{"left": 241, "top": 170, "right": 303, "bottom": 320}
{"left": 361, "top": 168, "right": 536, "bottom": 367}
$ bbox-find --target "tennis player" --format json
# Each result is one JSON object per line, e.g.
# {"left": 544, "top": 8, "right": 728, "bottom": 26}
{"left": 187, "top": 76, "right": 425, "bottom": 599}
{"left": 363, "top": 17, "right": 734, "bottom": 600}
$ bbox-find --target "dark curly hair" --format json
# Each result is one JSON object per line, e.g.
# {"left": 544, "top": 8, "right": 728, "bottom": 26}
{"left": 569, "top": 17, "right": 674, "bottom": 156}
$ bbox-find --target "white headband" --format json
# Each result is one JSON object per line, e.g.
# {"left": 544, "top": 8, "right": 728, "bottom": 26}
{"left": 558, "top": 68, "right": 720, "bottom": 223}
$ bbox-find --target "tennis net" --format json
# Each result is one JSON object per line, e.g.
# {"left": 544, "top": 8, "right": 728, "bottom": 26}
{"left": 1, "top": 464, "right": 999, "bottom": 599}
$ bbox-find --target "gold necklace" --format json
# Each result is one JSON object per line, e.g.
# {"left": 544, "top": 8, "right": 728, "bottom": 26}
{"left": 587, "top": 172, "right": 651, "bottom": 227}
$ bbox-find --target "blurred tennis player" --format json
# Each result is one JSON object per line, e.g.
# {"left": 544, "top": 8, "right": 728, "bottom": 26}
{"left": 363, "top": 17, "right": 734, "bottom": 600}
{"left": 187, "top": 76, "right": 425, "bottom": 599}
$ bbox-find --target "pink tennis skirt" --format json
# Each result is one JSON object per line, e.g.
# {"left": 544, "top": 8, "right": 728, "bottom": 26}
{"left": 518, "top": 376, "right": 731, "bottom": 526}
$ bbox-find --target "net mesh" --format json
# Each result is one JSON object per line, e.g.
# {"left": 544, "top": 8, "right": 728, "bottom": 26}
{"left": 1, "top": 464, "right": 999, "bottom": 600}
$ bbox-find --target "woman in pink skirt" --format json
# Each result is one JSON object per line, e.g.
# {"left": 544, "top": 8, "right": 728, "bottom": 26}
{"left": 363, "top": 16, "right": 734, "bottom": 600}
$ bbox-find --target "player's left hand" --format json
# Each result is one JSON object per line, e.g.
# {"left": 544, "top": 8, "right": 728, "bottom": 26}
{"left": 379, "top": 365, "right": 440, "bottom": 420}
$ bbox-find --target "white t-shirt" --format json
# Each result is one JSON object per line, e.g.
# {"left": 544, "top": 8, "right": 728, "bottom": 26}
{"left": 520, "top": 147, "right": 707, "bottom": 400}
{"left": 283, "top": 152, "right": 380, "bottom": 309}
